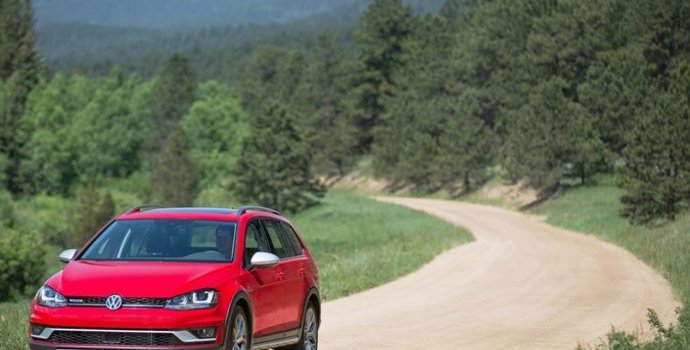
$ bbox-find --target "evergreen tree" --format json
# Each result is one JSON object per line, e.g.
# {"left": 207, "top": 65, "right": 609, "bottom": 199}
{"left": 619, "top": 64, "right": 690, "bottom": 225}
{"left": 74, "top": 180, "right": 115, "bottom": 246}
{"left": 503, "top": 78, "right": 605, "bottom": 195}
{"left": 240, "top": 46, "right": 307, "bottom": 117}
{"left": 147, "top": 54, "right": 197, "bottom": 155}
{"left": 301, "top": 34, "right": 358, "bottom": 176}
{"left": 436, "top": 92, "right": 495, "bottom": 191}
{"left": 152, "top": 127, "right": 200, "bottom": 206}
{"left": 640, "top": 0, "right": 690, "bottom": 89}
{"left": 231, "top": 102, "right": 323, "bottom": 213}
{"left": 373, "top": 11, "right": 495, "bottom": 192}
{"left": 352, "top": 0, "right": 414, "bottom": 152}
{"left": 578, "top": 45, "right": 652, "bottom": 158}
{"left": 0, "top": 0, "right": 40, "bottom": 194}
{"left": 439, "top": 0, "right": 478, "bottom": 20}
{"left": 373, "top": 14, "right": 455, "bottom": 188}
{"left": 240, "top": 46, "right": 287, "bottom": 115}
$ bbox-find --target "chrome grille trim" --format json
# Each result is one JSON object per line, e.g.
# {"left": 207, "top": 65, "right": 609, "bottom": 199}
{"left": 31, "top": 327, "right": 213, "bottom": 344}
{"left": 67, "top": 297, "right": 166, "bottom": 308}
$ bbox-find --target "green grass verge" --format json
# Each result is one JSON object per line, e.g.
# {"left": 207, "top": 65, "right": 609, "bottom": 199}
{"left": 0, "top": 191, "right": 471, "bottom": 349}
{"left": 0, "top": 302, "right": 31, "bottom": 349}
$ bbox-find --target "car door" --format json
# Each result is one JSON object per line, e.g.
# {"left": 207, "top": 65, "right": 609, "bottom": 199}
{"left": 261, "top": 219, "right": 305, "bottom": 331}
{"left": 242, "top": 219, "right": 285, "bottom": 337}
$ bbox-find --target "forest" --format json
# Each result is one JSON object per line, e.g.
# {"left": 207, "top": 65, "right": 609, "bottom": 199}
{"left": 1, "top": 0, "right": 689, "bottom": 321}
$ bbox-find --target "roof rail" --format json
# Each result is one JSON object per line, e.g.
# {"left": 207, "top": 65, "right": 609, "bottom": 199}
{"left": 236, "top": 205, "right": 281, "bottom": 216}
{"left": 125, "top": 205, "right": 160, "bottom": 214}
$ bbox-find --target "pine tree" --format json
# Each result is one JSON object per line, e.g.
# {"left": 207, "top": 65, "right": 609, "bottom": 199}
{"left": 74, "top": 180, "right": 115, "bottom": 246}
{"left": 147, "top": 54, "right": 197, "bottom": 155}
{"left": 372, "top": 14, "right": 452, "bottom": 189}
{"left": 619, "top": 63, "right": 690, "bottom": 225}
{"left": 352, "top": 0, "right": 414, "bottom": 152}
{"left": 152, "top": 127, "right": 200, "bottom": 206}
{"left": 240, "top": 46, "right": 287, "bottom": 115}
{"left": 231, "top": 102, "right": 323, "bottom": 213}
{"left": 503, "top": 78, "right": 605, "bottom": 195}
{"left": 302, "top": 34, "right": 358, "bottom": 176}
{"left": 240, "top": 46, "right": 306, "bottom": 117}
{"left": 0, "top": 0, "right": 40, "bottom": 194}
{"left": 436, "top": 92, "right": 495, "bottom": 191}
{"left": 641, "top": 0, "right": 690, "bottom": 89}
{"left": 578, "top": 45, "right": 652, "bottom": 158}
{"left": 439, "top": 0, "right": 478, "bottom": 20}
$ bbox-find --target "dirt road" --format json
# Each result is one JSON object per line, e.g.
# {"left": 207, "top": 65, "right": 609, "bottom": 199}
{"left": 319, "top": 197, "right": 679, "bottom": 349}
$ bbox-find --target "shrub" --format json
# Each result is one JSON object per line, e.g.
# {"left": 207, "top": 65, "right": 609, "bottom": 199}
{"left": 579, "top": 308, "right": 690, "bottom": 350}
{"left": 0, "top": 229, "right": 46, "bottom": 301}
{"left": 0, "top": 189, "right": 12, "bottom": 227}
{"left": 74, "top": 181, "right": 115, "bottom": 247}
{"left": 12, "top": 194, "right": 73, "bottom": 247}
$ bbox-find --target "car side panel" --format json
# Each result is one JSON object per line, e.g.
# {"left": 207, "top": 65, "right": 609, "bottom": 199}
{"left": 278, "top": 256, "right": 309, "bottom": 330}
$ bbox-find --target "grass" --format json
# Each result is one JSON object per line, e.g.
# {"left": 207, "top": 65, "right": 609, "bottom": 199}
{"left": 529, "top": 176, "right": 690, "bottom": 304}
{"left": 0, "top": 191, "right": 471, "bottom": 349}
{"left": 0, "top": 302, "right": 31, "bottom": 349}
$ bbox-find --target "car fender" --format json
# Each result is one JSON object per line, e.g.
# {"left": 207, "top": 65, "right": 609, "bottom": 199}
{"left": 302, "top": 287, "right": 321, "bottom": 327}
{"left": 223, "top": 289, "right": 253, "bottom": 347}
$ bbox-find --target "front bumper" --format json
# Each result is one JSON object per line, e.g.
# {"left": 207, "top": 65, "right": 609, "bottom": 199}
{"left": 29, "top": 304, "right": 226, "bottom": 349}
{"left": 30, "top": 339, "right": 222, "bottom": 350}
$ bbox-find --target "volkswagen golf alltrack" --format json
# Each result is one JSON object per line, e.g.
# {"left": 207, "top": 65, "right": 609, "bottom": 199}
{"left": 29, "top": 205, "right": 320, "bottom": 350}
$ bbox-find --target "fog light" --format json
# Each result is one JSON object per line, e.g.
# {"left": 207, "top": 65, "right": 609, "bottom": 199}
{"left": 30, "top": 323, "right": 45, "bottom": 336}
{"left": 190, "top": 327, "right": 216, "bottom": 339}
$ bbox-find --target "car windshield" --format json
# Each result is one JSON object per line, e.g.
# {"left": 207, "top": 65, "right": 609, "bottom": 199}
{"left": 80, "top": 220, "right": 237, "bottom": 262}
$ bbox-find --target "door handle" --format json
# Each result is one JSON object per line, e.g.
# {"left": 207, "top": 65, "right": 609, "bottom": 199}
{"left": 276, "top": 272, "right": 285, "bottom": 281}
{"left": 298, "top": 268, "right": 306, "bottom": 276}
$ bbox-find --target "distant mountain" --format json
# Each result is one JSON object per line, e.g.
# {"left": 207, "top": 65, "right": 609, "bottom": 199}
{"left": 37, "top": 23, "right": 161, "bottom": 58}
{"left": 35, "top": 0, "right": 448, "bottom": 81}
{"left": 33, "top": 0, "right": 360, "bottom": 29}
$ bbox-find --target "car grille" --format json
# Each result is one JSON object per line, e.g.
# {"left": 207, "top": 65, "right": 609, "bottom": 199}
{"left": 48, "top": 330, "right": 183, "bottom": 345}
{"left": 67, "top": 296, "right": 167, "bottom": 307}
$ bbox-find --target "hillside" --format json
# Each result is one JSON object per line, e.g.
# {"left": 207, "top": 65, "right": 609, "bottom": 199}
{"left": 33, "top": 0, "right": 359, "bottom": 28}
{"left": 35, "top": 0, "right": 447, "bottom": 79}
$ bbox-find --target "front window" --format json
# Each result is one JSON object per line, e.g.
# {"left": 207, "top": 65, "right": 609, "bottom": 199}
{"left": 80, "top": 220, "right": 237, "bottom": 262}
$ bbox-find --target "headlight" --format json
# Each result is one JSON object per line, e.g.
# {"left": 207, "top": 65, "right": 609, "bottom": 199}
{"left": 37, "top": 285, "right": 67, "bottom": 308}
{"left": 165, "top": 289, "right": 218, "bottom": 310}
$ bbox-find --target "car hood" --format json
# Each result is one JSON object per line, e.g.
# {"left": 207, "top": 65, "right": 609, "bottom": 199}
{"left": 47, "top": 260, "right": 235, "bottom": 298}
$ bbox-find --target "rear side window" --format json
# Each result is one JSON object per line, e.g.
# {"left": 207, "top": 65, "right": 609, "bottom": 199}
{"left": 262, "top": 220, "right": 293, "bottom": 258}
{"left": 260, "top": 220, "right": 304, "bottom": 258}
{"left": 279, "top": 222, "right": 304, "bottom": 256}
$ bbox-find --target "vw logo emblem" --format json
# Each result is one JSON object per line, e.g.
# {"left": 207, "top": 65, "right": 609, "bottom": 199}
{"left": 105, "top": 295, "right": 123, "bottom": 311}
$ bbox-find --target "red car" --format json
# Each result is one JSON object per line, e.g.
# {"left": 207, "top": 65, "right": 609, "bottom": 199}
{"left": 29, "top": 206, "right": 320, "bottom": 350}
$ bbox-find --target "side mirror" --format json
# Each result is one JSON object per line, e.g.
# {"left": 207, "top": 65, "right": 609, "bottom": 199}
{"left": 59, "top": 249, "right": 77, "bottom": 263}
{"left": 250, "top": 252, "right": 279, "bottom": 269}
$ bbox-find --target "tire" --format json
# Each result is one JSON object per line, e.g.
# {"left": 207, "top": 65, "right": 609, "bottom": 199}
{"left": 280, "top": 303, "right": 318, "bottom": 350}
{"left": 226, "top": 306, "right": 250, "bottom": 350}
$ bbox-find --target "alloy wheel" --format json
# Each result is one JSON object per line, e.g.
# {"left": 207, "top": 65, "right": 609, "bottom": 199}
{"left": 303, "top": 306, "right": 318, "bottom": 350}
{"left": 231, "top": 311, "right": 248, "bottom": 350}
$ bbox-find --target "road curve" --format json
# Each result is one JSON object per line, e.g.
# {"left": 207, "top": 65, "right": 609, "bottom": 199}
{"left": 319, "top": 197, "right": 679, "bottom": 349}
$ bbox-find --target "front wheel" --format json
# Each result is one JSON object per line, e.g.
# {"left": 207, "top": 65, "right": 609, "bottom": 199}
{"left": 282, "top": 303, "right": 318, "bottom": 350}
{"left": 226, "top": 306, "right": 250, "bottom": 350}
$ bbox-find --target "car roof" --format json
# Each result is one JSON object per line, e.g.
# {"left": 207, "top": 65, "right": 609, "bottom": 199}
{"left": 117, "top": 206, "right": 284, "bottom": 222}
